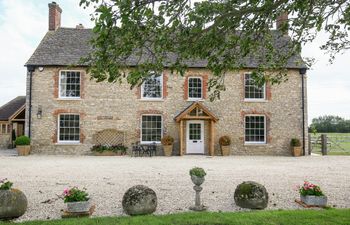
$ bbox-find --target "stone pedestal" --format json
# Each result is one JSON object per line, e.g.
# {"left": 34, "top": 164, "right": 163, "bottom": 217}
{"left": 189, "top": 184, "right": 207, "bottom": 211}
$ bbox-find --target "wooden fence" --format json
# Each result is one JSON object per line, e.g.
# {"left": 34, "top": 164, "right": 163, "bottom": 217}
{"left": 309, "top": 134, "right": 350, "bottom": 155}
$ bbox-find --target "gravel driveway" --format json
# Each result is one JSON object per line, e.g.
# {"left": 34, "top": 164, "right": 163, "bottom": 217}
{"left": 1, "top": 155, "right": 350, "bottom": 221}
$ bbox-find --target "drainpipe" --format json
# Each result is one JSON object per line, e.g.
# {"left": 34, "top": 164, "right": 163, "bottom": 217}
{"left": 27, "top": 66, "right": 35, "bottom": 138}
{"left": 299, "top": 67, "right": 307, "bottom": 156}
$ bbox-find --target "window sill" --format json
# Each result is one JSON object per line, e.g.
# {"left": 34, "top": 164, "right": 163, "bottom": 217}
{"left": 244, "top": 99, "right": 268, "bottom": 103}
{"left": 55, "top": 142, "right": 81, "bottom": 145}
{"left": 140, "top": 142, "right": 161, "bottom": 145}
{"left": 244, "top": 143, "right": 267, "bottom": 146}
{"left": 139, "top": 99, "right": 164, "bottom": 102}
{"left": 56, "top": 98, "right": 82, "bottom": 101}
{"left": 187, "top": 99, "right": 204, "bottom": 102}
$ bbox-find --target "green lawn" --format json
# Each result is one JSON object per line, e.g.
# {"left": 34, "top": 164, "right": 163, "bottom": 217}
{"left": 310, "top": 133, "right": 350, "bottom": 155}
{"left": 2, "top": 209, "right": 350, "bottom": 225}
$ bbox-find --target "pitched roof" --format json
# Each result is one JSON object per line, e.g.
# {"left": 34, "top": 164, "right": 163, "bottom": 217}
{"left": 26, "top": 27, "right": 306, "bottom": 69}
{"left": 174, "top": 101, "right": 219, "bottom": 122}
{"left": 0, "top": 96, "right": 26, "bottom": 121}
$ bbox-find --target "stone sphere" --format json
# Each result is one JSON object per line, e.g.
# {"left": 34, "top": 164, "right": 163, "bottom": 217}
{"left": 234, "top": 181, "right": 268, "bottom": 209}
{"left": 122, "top": 185, "right": 157, "bottom": 216}
{"left": 0, "top": 189, "right": 28, "bottom": 219}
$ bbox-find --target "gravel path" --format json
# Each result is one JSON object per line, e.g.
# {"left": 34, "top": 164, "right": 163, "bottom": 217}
{"left": 1, "top": 155, "right": 350, "bottom": 221}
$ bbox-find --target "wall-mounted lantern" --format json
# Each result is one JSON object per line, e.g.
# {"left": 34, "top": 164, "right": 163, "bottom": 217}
{"left": 37, "top": 105, "right": 42, "bottom": 119}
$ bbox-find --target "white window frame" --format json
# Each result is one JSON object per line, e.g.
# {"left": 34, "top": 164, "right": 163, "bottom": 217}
{"left": 58, "top": 70, "right": 82, "bottom": 100}
{"left": 140, "top": 114, "right": 163, "bottom": 144}
{"left": 141, "top": 73, "right": 163, "bottom": 100}
{"left": 188, "top": 76, "right": 203, "bottom": 101}
{"left": 0, "top": 123, "right": 8, "bottom": 134}
{"left": 57, "top": 113, "right": 80, "bottom": 144}
{"left": 244, "top": 73, "right": 266, "bottom": 101}
{"left": 244, "top": 114, "right": 266, "bottom": 144}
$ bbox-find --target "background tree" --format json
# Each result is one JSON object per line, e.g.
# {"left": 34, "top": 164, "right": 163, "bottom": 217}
{"left": 79, "top": 0, "right": 350, "bottom": 100}
{"left": 310, "top": 115, "right": 350, "bottom": 133}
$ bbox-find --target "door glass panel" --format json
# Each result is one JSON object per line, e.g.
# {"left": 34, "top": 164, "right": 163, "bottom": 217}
{"left": 189, "top": 124, "right": 201, "bottom": 140}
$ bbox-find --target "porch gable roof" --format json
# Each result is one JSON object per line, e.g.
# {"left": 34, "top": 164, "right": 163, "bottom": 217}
{"left": 174, "top": 102, "right": 219, "bottom": 122}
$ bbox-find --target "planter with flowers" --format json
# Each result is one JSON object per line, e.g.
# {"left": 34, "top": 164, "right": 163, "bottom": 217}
{"left": 161, "top": 135, "right": 174, "bottom": 156}
{"left": 63, "top": 187, "right": 90, "bottom": 213}
{"left": 219, "top": 136, "right": 231, "bottom": 156}
{"left": 299, "top": 181, "right": 327, "bottom": 207}
{"left": 291, "top": 138, "right": 302, "bottom": 157}
{"left": 91, "top": 144, "right": 127, "bottom": 156}
{"left": 0, "top": 178, "right": 28, "bottom": 220}
{"left": 15, "top": 136, "right": 31, "bottom": 156}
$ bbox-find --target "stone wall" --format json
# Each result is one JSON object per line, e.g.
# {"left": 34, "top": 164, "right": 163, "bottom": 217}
{"left": 26, "top": 66, "right": 308, "bottom": 155}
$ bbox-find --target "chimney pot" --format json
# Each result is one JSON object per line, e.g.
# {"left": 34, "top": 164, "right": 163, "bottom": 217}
{"left": 76, "top": 23, "right": 84, "bottom": 29}
{"left": 276, "top": 12, "right": 288, "bottom": 35}
{"left": 48, "top": 2, "right": 62, "bottom": 31}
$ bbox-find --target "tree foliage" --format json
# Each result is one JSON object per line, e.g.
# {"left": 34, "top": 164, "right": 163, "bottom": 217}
{"left": 79, "top": 0, "right": 350, "bottom": 100}
{"left": 310, "top": 115, "right": 350, "bottom": 133}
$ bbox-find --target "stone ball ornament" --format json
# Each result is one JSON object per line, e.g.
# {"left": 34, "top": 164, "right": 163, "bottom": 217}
{"left": 234, "top": 181, "right": 269, "bottom": 209}
{"left": 122, "top": 185, "right": 157, "bottom": 216}
{"left": 0, "top": 189, "right": 28, "bottom": 219}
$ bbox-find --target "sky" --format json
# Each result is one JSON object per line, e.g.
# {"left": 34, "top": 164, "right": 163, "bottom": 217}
{"left": 0, "top": 0, "right": 349, "bottom": 124}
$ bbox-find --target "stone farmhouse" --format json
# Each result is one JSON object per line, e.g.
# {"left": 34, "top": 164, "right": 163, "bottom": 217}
{"left": 24, "top": 2, "right": 308, "bottom": 155}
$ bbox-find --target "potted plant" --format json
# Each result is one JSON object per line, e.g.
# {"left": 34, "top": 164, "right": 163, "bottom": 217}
{"left": 0, "top": 178, "right": 28, "bottom": 219}
{"left": 299, "top": 181, "right": 327, "bottom": 207}
{"left": 63, "top": 187, "right": 90, "bottom": 213}
{"left": 15, "top": 136, "right": 31, "bottom": 156}
{"left": 219, "top": 136, "right": 231, "bottom": 156}
{"left": 91, "top": 144, "right": 128, "bottom": 156}
{"left": 161, "top": 135, "right": 174, "bottom": 156}
{"left": 291, "top": 138, "right": 302, "bottom": 157}
{"left": 189, "top": 167, "right": 206, "bottom": 186}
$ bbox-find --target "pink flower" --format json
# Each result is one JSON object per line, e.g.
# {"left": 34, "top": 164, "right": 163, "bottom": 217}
{"left": 63, "top": 188, "right": 70, "bottom": 196}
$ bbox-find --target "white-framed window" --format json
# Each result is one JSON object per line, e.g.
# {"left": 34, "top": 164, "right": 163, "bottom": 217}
{"left": 244, "top": 73, "right": 266, "bottom": 100}
{"left": 141, "top": 115, "right": 162, "bottom": 143}
{"left": 0, "top": 124, "right": 9, "bottom": 134}
{"left": 188, "top": 77, "right": 203, "bottom": 100}
{"left": 245, "top": 115, "right": 266, "bottom": 144}
{"left": 141, "top": 73, "right": 163, "bottom": 100}
{"left": 58, "top": 114, "right": 80, "bottom": 143}
{"left": 59, "top": 71, "right": 81, "bottom": 99}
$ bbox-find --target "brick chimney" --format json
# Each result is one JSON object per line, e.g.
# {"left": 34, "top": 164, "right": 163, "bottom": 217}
{"left": 48, "top": 2, "right": 62, "bottom": 31}
{"left": 276, "top": 12, "right": 288, "bottom": 35}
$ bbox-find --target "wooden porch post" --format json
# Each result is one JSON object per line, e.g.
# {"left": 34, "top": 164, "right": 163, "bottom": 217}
{"left": 180, "top": 120, "right": 184, "bottom": 156}
{"left": 209, "top": 120, "right": 215, "bottom": 156}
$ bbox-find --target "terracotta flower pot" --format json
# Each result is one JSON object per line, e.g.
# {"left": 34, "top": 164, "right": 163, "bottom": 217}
{"left": 66, "top": 200, "right": 90, "bottom": 213}
{"left": 292, "top": 146, "right": 302, "bottom": 157}
{"left": 163, "top": 145, "right": 173, "bottom": 156}
{"left": 220, "top": 145, "right": 230, "bottom": 156}
{"left": 16, "top": 145, "right": 31, "bottom": 156}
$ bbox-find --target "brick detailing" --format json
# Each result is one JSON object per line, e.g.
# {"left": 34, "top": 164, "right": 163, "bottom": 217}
{"left": 266, "top": 82, "right": 272, "bottom": 100}
{"left": 183, "top": 74, "right": 208, "bottom": 100}
{"left": 80, "top": 71, "right": 85, "bottom": 99}
{"left": 136, "top": 85, "right": 141, "bottom": 99}
{"left": 53, "top": 69, "right": 59, "bottom": 98}
{"left": 52, "top": 109, "right": 86, "bottom": 144}
{"left": 163, "top": 72, "right": 168, "bottom": 98}
{"left": 240, "top": 109, "right": 272, "bottom": 144}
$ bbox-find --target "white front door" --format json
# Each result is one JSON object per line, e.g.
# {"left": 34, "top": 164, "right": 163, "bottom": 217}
{"left": 186, "top": 120, "right": 204, "bottom": 154}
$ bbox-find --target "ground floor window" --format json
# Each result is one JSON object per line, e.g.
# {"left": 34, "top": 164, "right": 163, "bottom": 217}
{"left": 0, "top": 124, "right": 10, "bottom": 134}
{"left": 58, "top": 114, "right": 80, "bottom": 143}
{"left": 245, "top": 115, "right": 266, "bottom": 144}
{"left": 141, "top": 115, "right": 162, "bottom": 143}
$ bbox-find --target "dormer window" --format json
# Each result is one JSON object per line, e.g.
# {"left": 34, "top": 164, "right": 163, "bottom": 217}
{"left": 141, "top": 73, "right": 163, "bottom": 100}
{"left": 59, "top": 71, "right": 81, "bottom": 99}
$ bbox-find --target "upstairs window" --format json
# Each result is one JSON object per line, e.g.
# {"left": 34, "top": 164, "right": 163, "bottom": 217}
{"left": 141, "top": 73, "right": 163, "bottom": 99}
{"left": 244, "top": 73, "right": 266, "bottom": 100}
{"left": 188, "top": 77, "right": 203, "bottom": 100}
{"left": 141, "top": 115, "right": 162, "bottom": 143}
{"left": 59, "top": 71, "right": 81, "bottom": 98}
{"left": 245, "top": 115, "right": 266, "bottom": 144}
{"left": 58, "top": 114, "right": 80, "bottom": 143}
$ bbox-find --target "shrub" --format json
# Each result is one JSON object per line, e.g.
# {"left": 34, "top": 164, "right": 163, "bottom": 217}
{"left": 91, "top": 144, "right": 128, "bottom": 153}
{"left": 161, "top": 135, "right": 174, "bottom": 145}
{"left": 63, "top": 187, "right": 89, "bottom": 203}
{"left": 189, "top": 167, "right": 206, "bottom": 178}
{"left": 15, "top": 136, "right": 31, "bottom": 146}
{"left": 219, "top": 136, "right": 231, "bottom": 146}
{"left": 299, "top": 181, "right": 324, "bottom": 196}
{"left": 291, "top": 138, "right": 301, "bottom": 147}
{"left": 0, "top": 178, "right": 13, "bottom": 190}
